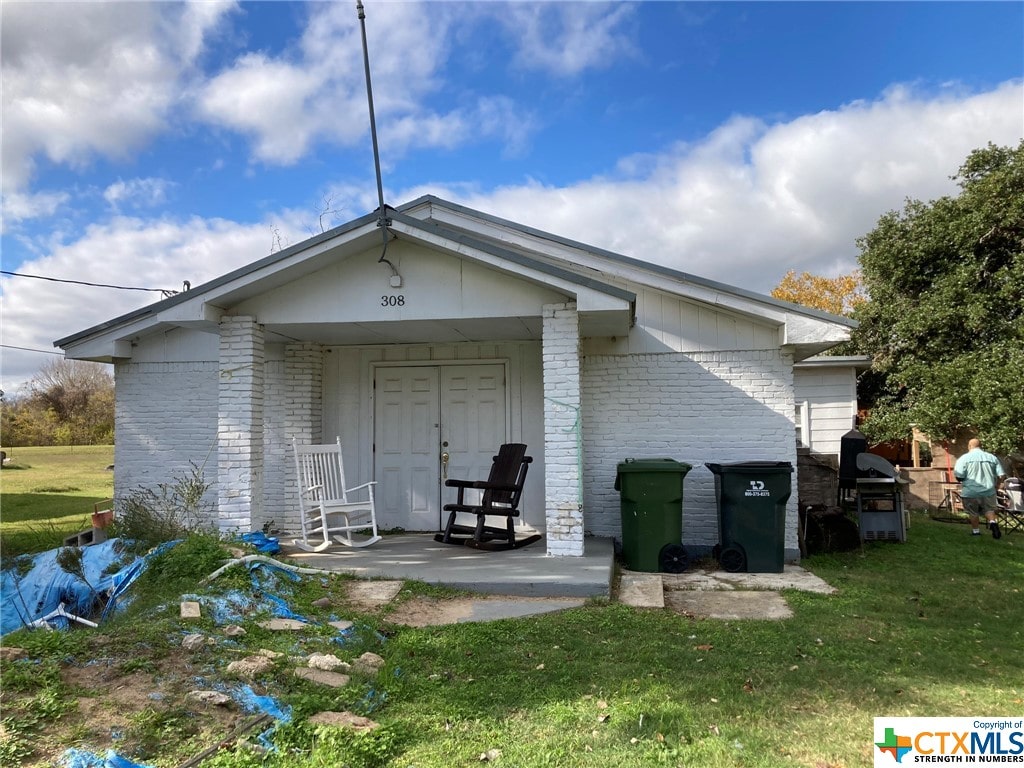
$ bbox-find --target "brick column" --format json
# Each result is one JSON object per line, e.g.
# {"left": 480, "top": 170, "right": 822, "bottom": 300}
{"left": 542, "top": 302, "right": 584, "bottom": 556}
{"left": 218, "top": 316, "right": 265, "bottom": 534}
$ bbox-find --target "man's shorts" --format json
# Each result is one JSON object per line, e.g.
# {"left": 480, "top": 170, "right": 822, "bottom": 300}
{"left": 962, "top": 494, "right": 997, "bottom": 516}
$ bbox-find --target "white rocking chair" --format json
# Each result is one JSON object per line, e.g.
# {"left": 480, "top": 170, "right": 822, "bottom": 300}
{"left": 292, "top": 437, "right": 381, "bottom": 551}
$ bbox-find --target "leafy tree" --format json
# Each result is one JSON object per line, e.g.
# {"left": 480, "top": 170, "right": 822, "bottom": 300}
{"left": 771, "top": 270, "right": 866, "bottom": 316}
{"left": 0, "top": 360, "right": 114, "bottom": 446}
{"left": 852, "top": 140, "right": 1024, "bottom": 456}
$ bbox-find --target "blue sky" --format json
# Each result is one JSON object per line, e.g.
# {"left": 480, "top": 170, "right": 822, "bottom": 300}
{"left": 2, "top": 1, "right": 1022, "bottom": 394}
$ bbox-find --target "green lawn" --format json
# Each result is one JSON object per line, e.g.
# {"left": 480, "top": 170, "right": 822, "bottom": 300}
{"left": 0, "top": 445, "right": 114, "bottom": 554}
{"left": 1, "top": 448, "right": 1022, "bottom": 767}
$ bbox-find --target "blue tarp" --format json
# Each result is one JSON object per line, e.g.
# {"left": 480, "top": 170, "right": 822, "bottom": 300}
{"left": 1, "top": 533, "right": 280, "bottom": 637}
{"left": 58, "top": 748, "right": 153, "bottom": 768}
{"left": 0, "top": 539, "right": 144, "bottom": 636}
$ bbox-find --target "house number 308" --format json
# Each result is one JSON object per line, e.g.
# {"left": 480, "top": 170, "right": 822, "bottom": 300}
{"left": 381, "top": 295, "right": 405, "bottom": 307}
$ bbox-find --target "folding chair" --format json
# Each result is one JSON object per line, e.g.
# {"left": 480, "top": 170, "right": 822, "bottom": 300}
{"left": 434, "top": 443, "right": 541, "bottom": 551}
{"left": 292, "top": 437, "right": 381, "bottom": 551}
{"left": 996, "top": 477, "right": 1024, "bottom": 534}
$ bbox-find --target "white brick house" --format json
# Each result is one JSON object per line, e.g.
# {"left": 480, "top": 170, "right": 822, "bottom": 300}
{"left": 56, "top": 196, "right": 854, "bottom": 563}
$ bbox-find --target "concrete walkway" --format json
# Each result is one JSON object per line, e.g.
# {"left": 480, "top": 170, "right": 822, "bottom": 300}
{"left": 276, "top": 535, "right": 836, "bottom": 623}
{"left": 619, "top": 565, "right": 836, "bottom": 620}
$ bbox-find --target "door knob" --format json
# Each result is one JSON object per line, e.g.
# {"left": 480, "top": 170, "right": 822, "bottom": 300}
{"left": 441, "top": 451, "right": 450, "bottom": 480}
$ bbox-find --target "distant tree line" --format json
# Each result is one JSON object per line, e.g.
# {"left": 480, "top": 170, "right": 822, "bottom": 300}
{"left": 1, "top": 360, "right": 114, "bottom": 446}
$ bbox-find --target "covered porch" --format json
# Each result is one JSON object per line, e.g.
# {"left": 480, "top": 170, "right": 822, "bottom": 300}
{"left": 277, "top": 533, "right": 616, "bottom": 598}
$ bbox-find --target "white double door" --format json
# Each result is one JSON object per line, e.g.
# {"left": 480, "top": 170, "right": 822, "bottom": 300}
{"left": 374, "top": 364, "right": 507, "bottom": 531}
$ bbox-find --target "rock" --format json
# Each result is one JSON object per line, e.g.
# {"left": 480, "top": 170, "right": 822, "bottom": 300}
{"left": 329, "top": 620, "right": 354, "bottom": 631}
{"left": 345, "top": 580, "right": 404, "bottom": 609}
{"left": 180, "top": 601, "right": 202, "bottom": 619}
{"left": 226, "top": 655, "right": 275, "bottom": 680}
{"left": 223, "top": 625, "right": 247, "bottom": 637}
{"left": 308, "top": 711, "right": 380, "bottom": 732}
{"left": 257, "top": 618, "right": 307, "bottom": 631}
{"left": 181, "top": 634, "right": 208, "bottom": 651}
{"left": 293, "top": 668, "right": 351, "bottom": 688}
{"left": 311, "top": 597, "right": 332, "bottom": 608}
{"left": 186, "top": 691, "right": 233, "bottom": 707}
{"left": 351, "top": 651, "right": 385, "bottom": 676}
{"left": 257, "top": 648, "right": 284, "bottom": 659}
{"left": 307, "top": 653, "right": 350, "bottom": 672}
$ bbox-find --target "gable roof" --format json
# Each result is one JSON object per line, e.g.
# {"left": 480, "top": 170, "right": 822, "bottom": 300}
{"left": 56, "top": 195, "right": 854, "bottom": 359}
{"left": 402, "top": 194, "right": 856, "bottom": 328}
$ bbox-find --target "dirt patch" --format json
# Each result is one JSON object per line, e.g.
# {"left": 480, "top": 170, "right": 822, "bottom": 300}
{"left": 384, "top": 597, "right": 479, "bottom": 627}
{"left": 9, "top": 648, "right": 242, "bottom": 768}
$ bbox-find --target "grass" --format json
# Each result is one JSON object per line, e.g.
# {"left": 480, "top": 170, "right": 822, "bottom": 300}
{"left": 0, "top": 445, "right": 114, "bottom": 554}
{"left": 1, "top": 449, "right": 1022, "bottom": 767}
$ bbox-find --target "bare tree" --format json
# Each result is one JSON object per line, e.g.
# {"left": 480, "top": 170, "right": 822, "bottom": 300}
{"left": 1, "top": 359, "right": 114, "bottom": 445}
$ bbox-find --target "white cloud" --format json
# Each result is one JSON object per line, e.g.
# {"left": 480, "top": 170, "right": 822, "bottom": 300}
{"left": 197, "top": 53, "right": 326, "bottom": 164}
{"left": 413, "top": 80, "right": 1024, "bottom": 291}
{"left": 0, "top": 213, "right": 304, "bottom": 394}
{"left": 1, "top": 190, "right": 71, "bottom": 231}
{"left": 196, "top": 2, "right": 458, "bottom": 165}
{"left": 1, "top": 1, "right": 628, "bottom": 197}
{"left": 0, "top": 1, "right": 234, "bottom": 193}
{"left": 195, "top": 2, "right": 556, "bottom": 167}
{"left": 103, "top": 178, "right": 175, "bottom": 211}
{"left": 500, "top": 2, "right": 639, "bottom": 76}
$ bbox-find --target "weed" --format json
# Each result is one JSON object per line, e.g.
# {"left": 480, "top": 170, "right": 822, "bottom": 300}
{"left": 129, "top": 533, "right": 230, "bottom": 604}
{"left": 114, "top": 462, "right": 215, "bottom": 550}
{"left": 124, "top": 706, "right": 198, "bottom": 759}
{"left": 0, "top": 717, "right": 36, "bottom": 765}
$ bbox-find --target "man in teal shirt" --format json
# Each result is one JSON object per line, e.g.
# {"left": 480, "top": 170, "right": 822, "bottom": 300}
{"left": 953, "top": 438, "right": 1007, "bottom": 539}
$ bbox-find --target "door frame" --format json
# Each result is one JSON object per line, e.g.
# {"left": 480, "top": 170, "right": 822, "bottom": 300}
{"left": 368, "top": 359, "right": 513, "bottom": 529}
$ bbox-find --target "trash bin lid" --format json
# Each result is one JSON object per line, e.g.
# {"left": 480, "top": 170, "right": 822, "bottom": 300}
{"left": 706, "top": 461, "right": 793, "bottom": 474}
{"left": 615, "top": 458, "right": 692, "bottom": 490}
{"left": 617, "top": 458, "right": 693, "bottom": 473}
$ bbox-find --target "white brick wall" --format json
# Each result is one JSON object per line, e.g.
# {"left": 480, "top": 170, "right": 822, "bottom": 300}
{"left": 217, "top": 317, "right": 265, "bottom": 535}
{"left": 268, "top": 343, "right": 324, "bottom": 533}
{"left": 581, "top": 350, "right": 800, "bottom": 559}
{"left": 542, "top": 303, "right": 584, "bottom": 556}
{"left": 113, "top": 360, "right": 219, "bottom": 525}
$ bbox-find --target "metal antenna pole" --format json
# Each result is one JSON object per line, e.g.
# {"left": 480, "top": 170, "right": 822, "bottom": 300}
{"left": 357, "top": 0, "right": 386, "bottom": 226}
{"left": 356, "top": 0, "right": 398, "bottom": 283}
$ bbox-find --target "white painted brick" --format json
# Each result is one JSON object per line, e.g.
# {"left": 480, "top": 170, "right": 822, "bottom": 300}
{"left": 217, "top": 317, "right": 265, "bottom": 535}
{"left": 581, "top": 349, "right": 800, "bottom": 561}
{"left": 542, "top": 303, "right": 584, "bottom": 557}
{"left": 113, "top": 360, "right": 219, "bottom": 527}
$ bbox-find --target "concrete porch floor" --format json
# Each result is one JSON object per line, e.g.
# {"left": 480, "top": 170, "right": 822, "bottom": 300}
{"left": 277, "top": 534, "right": 616, "bottom": 599}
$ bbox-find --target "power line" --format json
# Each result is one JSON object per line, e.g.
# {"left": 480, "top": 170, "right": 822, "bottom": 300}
{"left": 1, "top": 270, "right": 176, "bottom": 295}
{"left": 0, "top": 344, "right": 63, "bottom": 356}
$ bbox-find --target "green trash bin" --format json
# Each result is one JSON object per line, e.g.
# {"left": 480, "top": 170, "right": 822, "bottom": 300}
{"left": 706, "top": 461, "right": 793, "bottom": 573}
{"left": 614, "top": 459, "right": 692, "bottom": 573}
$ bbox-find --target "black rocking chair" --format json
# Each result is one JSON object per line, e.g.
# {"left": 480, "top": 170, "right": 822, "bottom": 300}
{"left": 434, "top": 443, "right": 541, "bottom": 551}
